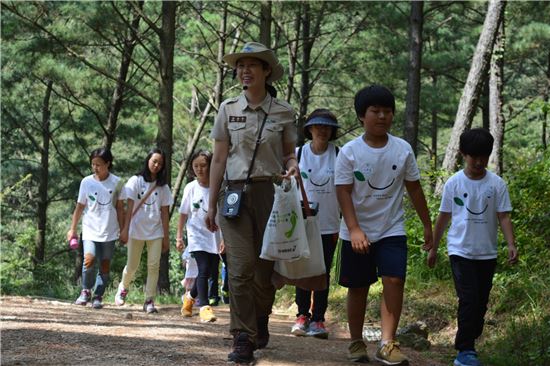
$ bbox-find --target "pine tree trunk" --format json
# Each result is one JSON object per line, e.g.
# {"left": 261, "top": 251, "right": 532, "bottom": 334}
{"left": 489, "top": 20, "right": 505, "bottom": 175}
{"left": 34, "top": 80, "right": 53, "bottom": 272}
{"left": 157, "top": 2, "right": 176, "bottom": 294}
{"left": 437, "top": 0, "right": 506, "bottom": 194}
{"left": 404, "top": 1, "right": 424, "bottom": 156}
{"left": 260, "top": 1, "right": 272, "bottom": 48}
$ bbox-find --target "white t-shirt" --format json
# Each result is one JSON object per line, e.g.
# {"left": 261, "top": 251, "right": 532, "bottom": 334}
{"left": 296, "top": 143, "right": 340, "bottom": 234}
{"left": 122, "top": 175, "right": 173, "bottom": 240}
{"left": 179, "top": 180, "right": 221, "bottom": 254}
{"left": 440, "top": 170, "right": 512, "bottom": 260}
{"left": 77, "top": 173, "right": 122, "bottom": 242}
{"left": 335, "top": 134, "right": 420, "bottom": 242}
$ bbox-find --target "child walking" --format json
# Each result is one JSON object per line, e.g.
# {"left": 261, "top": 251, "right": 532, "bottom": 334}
{"left": 177, "top": 150, "right": 222, "bottom": 322}
{"left": 115, "top": 147, "right": 173, "bottom": 314}
{"left": 68, "top": 148, "right": 124, "bottom": 309}
{"left": 290, "top": 108, "right": 341, "bottom": 339}
{"left": 335, "top": 85, "right": 432, "bottom": 364}
{"left": 428, "top": 128, "right": 518, "bottom": 366}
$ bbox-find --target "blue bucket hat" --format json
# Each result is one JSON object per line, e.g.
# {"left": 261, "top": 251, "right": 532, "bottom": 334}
{"left": 303, "top": 116, "right": 339, "bottom": 140}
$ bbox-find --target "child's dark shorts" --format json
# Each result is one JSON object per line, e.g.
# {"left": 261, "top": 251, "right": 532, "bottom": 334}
{"left": 338, "top": 235, "right": 407, "bottom": 288}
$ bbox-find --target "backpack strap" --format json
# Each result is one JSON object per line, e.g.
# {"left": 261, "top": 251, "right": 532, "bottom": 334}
{"left": 297, "top": 145, "right": 303, "bottom": 163}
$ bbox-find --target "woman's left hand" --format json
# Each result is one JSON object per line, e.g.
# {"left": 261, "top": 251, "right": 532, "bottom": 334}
{"left": 282, "top": 165, "right": 299, "bottom": 180}
{"left": 162, "top": 236, "right": 170, "bottom": 253}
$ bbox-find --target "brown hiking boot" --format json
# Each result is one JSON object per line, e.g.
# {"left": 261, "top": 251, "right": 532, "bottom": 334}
{"left": 227, "top": 332, "right": 254, "bottom": 364}
{"left": 256, "top": 316, "right": 270, "bottom": 349}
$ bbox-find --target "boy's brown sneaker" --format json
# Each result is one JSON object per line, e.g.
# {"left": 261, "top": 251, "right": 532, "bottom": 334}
{"left": 347, "top": 339, "right": 370, "bottom": 363}
{"left": 375, "top": 340, "right": 408, "bottom": 365}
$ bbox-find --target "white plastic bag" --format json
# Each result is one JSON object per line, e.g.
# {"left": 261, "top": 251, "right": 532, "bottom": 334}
{"left": 272, "top": 214, "right": 327, "bottom": 291}
{"left": 260, "top": 176, "right": 309, "bottom": 261}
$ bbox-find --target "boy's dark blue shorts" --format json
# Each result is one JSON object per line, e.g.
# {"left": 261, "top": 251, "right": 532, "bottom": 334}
{"left": 338, "top": 235, "right": 408, "bottom": 288}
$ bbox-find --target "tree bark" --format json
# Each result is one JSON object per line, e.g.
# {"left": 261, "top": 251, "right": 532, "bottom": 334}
{"left": 260, "top": 1, "right": 272, "bottom": 48}
{"left": 489, "top": 20, "right": 505, "bottom": 175}
{"left": 103, "top": 1, "right": 143, "bottom": 149}
{"left": 543, "top": 50, "right": 549, "bottom": 150}
{"left": 438, "top": 0, "right": 505, "bottom": 193}
{"left": 285, "top": 9, "right": 301, "bottom": 103}
{"left": 34, "top": 80, "right": 53, "bottom": 271}
{"left": 431, "top": 74, "right": 438, "bottom": 192}
{"left": 404, "top": 0, "right": 424, "bottom": 156}
{"left": 157, "top": 1, "right": 176, "bottom": 294}
{"left": 299, "top": 2, "right": 312, "bottom": 146}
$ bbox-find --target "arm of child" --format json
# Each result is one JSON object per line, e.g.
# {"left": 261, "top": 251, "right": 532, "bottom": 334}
{"left": 176, "top": 213, "right": 188, "bottom": 252}
{"left": 336, "top": 183, "right": 370, "bottom": 254}
{"left": 161, "top": 205, "right": 170, "bottom": 253}
{"left": 207, "top": 139, "right": 229, "bottom": 232}
{"left": 404, "top": 180, "right": 433, "bottom": 251}
{"left": 116, "top": 200, "right": 126, "bottom": 243}
{"left": 120, "top": 199, "right": 134, "bottom": 245}
{"left": 429, "top": 212, "right": 452, "bottom": 268}
{"left": 67, "top": 203, "right": 85, "bottom": 242}
{"left": 497, "top": 211, "right": 518, "bottom": 265}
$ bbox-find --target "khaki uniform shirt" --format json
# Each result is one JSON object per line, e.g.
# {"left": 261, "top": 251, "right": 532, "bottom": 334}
{"left": 210, "top": 93, "right": 297, "bottom": 180}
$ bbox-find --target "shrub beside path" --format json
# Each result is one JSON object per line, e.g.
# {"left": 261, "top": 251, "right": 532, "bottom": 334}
{"left": 0, "top": 296, "right": 447, "bottom": 365}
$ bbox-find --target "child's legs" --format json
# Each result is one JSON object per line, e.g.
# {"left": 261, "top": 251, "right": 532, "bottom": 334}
{"left": 193, "top": 251, "right": 215, "bottom": 306}
{"left": 144, "top": 238, "right": 163, "bottom": 300}
{"left": 373, "top": 236, "right": 408, "bottom": 342}
{"left": 208, "top": 254, "right": 220, "bottom": 300}
{"left": 295, "top": 287, "right": 312, "bottom": 318}
{"left": 450, "top": 255, "right": 485, "bottom": 351}
{"left": 311, "top": 233, "right": 338, "bottom": 322}
{"left": 93, "top": 240, "right": 115, "bottom": 297}
{"left": 120, "top": 238, "right": 145, "bottom": 289}
{"left": 82, "top": 240, "right": 98, "bottom": 290}
{"left": 338, "top": 240, "right": 377, "bottom": 340}
{"left": 474, "top": 259, "right": 497, "bottom": 340}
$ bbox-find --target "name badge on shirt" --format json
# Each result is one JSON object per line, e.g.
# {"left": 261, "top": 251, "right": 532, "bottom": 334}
{"left": 229, "top": 116, "right": 246, "bottom": 123}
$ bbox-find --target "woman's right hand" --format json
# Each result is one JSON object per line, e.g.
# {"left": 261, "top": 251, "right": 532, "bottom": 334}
{"left": 206, "top": 206, "right": 219, "bottom": 232}
{"left": 119, "top": 228, "right": 128, "bottom": 245}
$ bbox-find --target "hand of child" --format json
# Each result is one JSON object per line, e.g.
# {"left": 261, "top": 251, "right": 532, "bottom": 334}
{"left": 176, "top": 238, "right": 185, "bottom": 252}
{"left": 422, "top": 226, "right": 434, "bottom": 252}
{"left": 508, "top": 243, "right": 519, "bottom": 265}
{"left": 66, "top": 229, "right": 76, "bottom": 243}
{"left": 119, "top": 229, "right": 128, "bottom": 245}
{"left": 427, "top": 248, "right": 437, "bottom": 268}
{"left": 350, "top": 227, "right": 370, "bottom": 254}
{"left": 162, "top": 236, "right": 170, "bottom": 253}
{"left": 219, "top": 240, "right": 225, "bottom": 254}
{"left": 206, "top": 210, "right": 218, "bottom": 232}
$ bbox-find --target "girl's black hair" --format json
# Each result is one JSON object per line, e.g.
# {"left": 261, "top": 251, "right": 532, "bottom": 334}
{"left": 138, "top": 147, "right": 168, "bottom": 186}
{"left": 188, "top": 149, "right": 212, "bottom": 178}
{"left": 89, "top": 147, "right": 114, "bottom": 171}
{"left": 460, "top": 128, "right": 494, "bottom": 156}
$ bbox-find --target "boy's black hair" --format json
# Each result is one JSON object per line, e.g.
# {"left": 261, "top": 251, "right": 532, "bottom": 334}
{"left": 89, "top": 147, "right": 113, "bottom": 171}
{"left": 459, "top": 128, "right": 494, "bottom": 157}
{"left": 188, "top": 149, "right": 212, "bottom": 177}
{"left": 354, "top": 85, "right": 395, "bottom": 122}
{"left": 138, "top": 147, "right": 168, "bottom": 186}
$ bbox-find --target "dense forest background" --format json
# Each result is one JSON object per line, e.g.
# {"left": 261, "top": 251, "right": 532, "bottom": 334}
{"left": 1, "top": 2, "right": 549, "bottom": 364}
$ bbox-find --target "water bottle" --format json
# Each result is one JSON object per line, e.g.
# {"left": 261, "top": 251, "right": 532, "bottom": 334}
{"left": 69, "top": 236, "right": 79, "bottom": 250}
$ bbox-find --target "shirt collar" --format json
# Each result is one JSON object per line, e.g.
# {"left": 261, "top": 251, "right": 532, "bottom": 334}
{"left": 237, "top": 92, "right": 272, "bottom": 114}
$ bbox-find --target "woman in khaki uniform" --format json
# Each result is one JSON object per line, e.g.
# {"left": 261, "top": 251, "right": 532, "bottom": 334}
{"left": 206, "top": 42, "right": 298, "bottom": 364}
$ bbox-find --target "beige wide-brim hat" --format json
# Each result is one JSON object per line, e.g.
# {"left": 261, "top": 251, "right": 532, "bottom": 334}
{"left": 223, "top": 42, "right": 284, "bottom": 83}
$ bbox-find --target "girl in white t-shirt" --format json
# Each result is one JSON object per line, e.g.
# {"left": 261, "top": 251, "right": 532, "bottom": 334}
{"left": 115, "top": 148, "right": 173, "bottom": 314}
{"left": 67, "top": 148, "right": 124, "bottom": 309}
{"left": 290, "top": 109, "right": 341, "bottom": 339}
{"left": 177, "top": 150, "right": 222, "bottom": 323}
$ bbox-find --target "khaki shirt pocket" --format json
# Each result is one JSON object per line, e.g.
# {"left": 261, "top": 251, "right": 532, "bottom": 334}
{"left": 262, "top": 123, "right": 284, "bottom": 143}
{"left": 228, "top": 122, "right": 246, "bottom": 145}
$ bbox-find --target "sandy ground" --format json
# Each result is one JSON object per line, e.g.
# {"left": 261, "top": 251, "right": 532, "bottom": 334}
{"left": 0, "top": 296, "right": 448, "bottom": 365}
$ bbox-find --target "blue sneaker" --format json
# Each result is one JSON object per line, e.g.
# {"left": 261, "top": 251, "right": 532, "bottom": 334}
{"left": 454, "top": 350, "right": 482, "bottom": 366}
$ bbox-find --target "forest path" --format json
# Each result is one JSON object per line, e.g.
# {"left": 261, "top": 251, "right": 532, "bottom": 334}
{"left": 1, "top": 296, "right": 448, "bottom": 365}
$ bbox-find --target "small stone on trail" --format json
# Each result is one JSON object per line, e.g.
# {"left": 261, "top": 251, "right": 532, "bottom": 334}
{"left": 125, "top": 313, "right": 133, "bottom": 320}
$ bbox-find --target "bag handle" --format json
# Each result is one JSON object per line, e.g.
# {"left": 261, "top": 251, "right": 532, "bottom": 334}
{"left": 132, "top": 182, "right": 157, "bottom": 218}
{"left": 295, "top": 173, "right": 312, "bottom": 217}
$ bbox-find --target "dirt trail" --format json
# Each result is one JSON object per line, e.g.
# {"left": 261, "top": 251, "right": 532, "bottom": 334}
{"left": 1, "top": 296, "right": 446, "bottom": 365}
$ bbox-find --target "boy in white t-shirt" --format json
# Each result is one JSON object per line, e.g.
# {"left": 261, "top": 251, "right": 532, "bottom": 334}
{"left": 335, "top": 85, "right": 433, "bottom": 364}
{"left": 428, "top": 128, "right": 518, "bottom": 366}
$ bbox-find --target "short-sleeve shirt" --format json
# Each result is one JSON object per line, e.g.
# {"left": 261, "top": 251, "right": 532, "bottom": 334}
{"left": 77, "top": 173, "right": 122, "bottom": 242}
{"left": 440, "top": 170, "right": 512, "bottom": 260}
{"left": 122, "top": 175, "right": 173, "bottom": 240}
{"left": 297, "top": 143, "right": 340, "bottom": 234}
{"left": 179, "top": 180, "right": 221, "bottom": 254}
{"left": 210, "top": 93, "right": 297, "bottom": 179}
{"left": 335, "top": 134, "right": 420, "bottom": 242}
